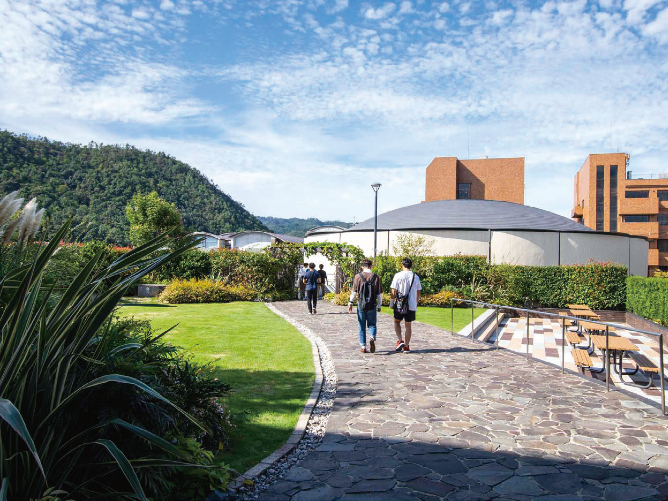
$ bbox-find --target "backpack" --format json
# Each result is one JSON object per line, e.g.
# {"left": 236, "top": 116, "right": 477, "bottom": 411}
{"left": 394, "top": 272, "right": 416, "bottom": 315}
{"left": 357, "top": 273, "right": 377, "bottom": 311}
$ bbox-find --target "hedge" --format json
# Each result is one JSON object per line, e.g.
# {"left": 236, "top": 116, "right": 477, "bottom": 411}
{"left": 626, "top": 277, "right": 668, "bottom": 326}
{"left": 159, "top": 279, "right": 259, "bottom": 304}
{"left": 325, "top": 290, "right": 462, "bottom": 307}
{"left": 370, "top": 255, "right": 627, "bottom": 310}
{"left": 211, "top": 248, "right": 300, "bottom": 296}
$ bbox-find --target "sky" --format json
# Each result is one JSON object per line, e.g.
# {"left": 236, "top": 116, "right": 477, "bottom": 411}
{"left": 1, "top": 0, "right": 667, "bottom": 224}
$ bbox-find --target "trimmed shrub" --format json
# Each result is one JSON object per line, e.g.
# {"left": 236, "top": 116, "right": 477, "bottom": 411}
{"left": 211, "top": 248, "right": 300, "bottom": 296}
{"left": 159, "top": 279, "right": 258, "bottom": 303}
{"left": 152, "top": 248, "right": 213, "bottom": 282}
{"left": 419, "top": 290, "right": 463, "bottom": 306}
{"left": 372, "top": 254, "right": 627, "bottom": 310}
{"left": 627, "top": 277, "right": 668, "bottom": 326}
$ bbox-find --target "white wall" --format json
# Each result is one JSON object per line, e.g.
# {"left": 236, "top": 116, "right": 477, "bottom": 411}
{"left": 232, "top": 232, "right": 273, "bottom": 251}
{"left": 491, "top": 231, "right": 559, "bottom": 266}
{"left": 630, "top": 238, "right": 649, "bottom": 277}
{"left": 560, "top": 233, "right": 628, "bottom": 268}
{"left": 305, "top": 229, "right": 648, "bottom": 276}
{"left": 391, "top": 230, "right": 489, "bottom": 257}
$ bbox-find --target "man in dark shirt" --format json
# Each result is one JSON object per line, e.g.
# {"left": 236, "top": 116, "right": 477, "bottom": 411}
{"left": 303, "top": 262, "right": 321, "bottom": 315}
{"left": 347, "top": 259, "right": 383, "bottom": 353}
{"left": 318, "top": 264, "right": 327, "bottom": 298}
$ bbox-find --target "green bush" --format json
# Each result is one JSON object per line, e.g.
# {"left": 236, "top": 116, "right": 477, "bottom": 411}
{"left": 430, "top": 255, "right": 489, "bottom": 291}
{"left": 152, "top": 248, "right": 213, "bottom": 282}
{"left": 486, "top": 263, "right": 627, "bottom": 309}
{"left": 159, "top": 278, "right": 260, "bottom": 303}
{"left": 627, "top": 277, "right": 668, "bottom": 326}
{"left": 371, "top": 254, "right": 627, "bottom": 310}
{"left": 211, "top": 248, "right": 300, "bottom": 296}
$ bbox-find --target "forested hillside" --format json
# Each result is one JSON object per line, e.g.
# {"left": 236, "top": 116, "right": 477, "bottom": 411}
{"left": 258, "top": 216, "right": 350, "bottom": 237}
{"left": 0, "top": 131, "right": 267, "bottom": 244}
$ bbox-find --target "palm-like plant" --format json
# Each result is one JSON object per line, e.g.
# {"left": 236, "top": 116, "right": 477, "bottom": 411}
{"left": 0, "top": 219, "right": 203, "bottom": 500}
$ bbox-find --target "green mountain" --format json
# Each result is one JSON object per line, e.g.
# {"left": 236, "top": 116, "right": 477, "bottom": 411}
{"left": 0, "top": 131, "right": 267, "bottom": 245}
{"left": 258, "top": 216, "right": 350, "bottom": 237}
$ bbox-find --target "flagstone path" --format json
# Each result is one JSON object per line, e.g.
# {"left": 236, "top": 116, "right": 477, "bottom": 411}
{"left": 264, "top": 301, "right": 668, "bottom": 501}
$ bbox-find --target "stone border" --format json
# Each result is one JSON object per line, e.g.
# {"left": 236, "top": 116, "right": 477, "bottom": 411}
{"left": 228, "top": 302, "right": 327, "bottom": 492}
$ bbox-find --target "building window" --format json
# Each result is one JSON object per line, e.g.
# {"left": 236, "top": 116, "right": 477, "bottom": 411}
{"left": 658, "top": 190, "right": 668, "bottom": 201}
{"left": 659, "top": 240, "right": 668, "bottom": 253}
{"left": 624, "top": 215, "right": 650, "bottom": 223}
{"left": 625, "top": 190, "right": 649, "bottom": 198}
{"left": 609, "top": 165, "right": 617, "bottom": 232}
{"left": 659, "top": 214, "right": 668, "bottom": 225}
{"left": 456, "top": 183, "right": 471, "bottom": 199}
{"left": 596, "top": 165, "right": 604, "bottom": 231}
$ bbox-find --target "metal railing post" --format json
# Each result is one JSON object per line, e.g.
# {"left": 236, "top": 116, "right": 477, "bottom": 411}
{"left": 471, "top": 303, "right": 474, "bottom": 341}
{"left": 561, "top": 319, "right": 565, "bottom": 374}
{"left": 605, "top": 325, "right": 610, "bottom": 392}
{"left": 526, "top": 311, "right": 530, "bottom": 359}
{"left": 450, "top": 299, "right": 454, "bottom": 335}
{"left": 495, "top": 307, "right": 500, "bottom": 350}
{"left": 660, "top": 334, "right": 666, "bottom": 415}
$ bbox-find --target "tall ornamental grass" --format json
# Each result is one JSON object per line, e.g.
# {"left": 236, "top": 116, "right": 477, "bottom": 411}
{"left": 0, "top": 219, "right": 205, "bottom": 500}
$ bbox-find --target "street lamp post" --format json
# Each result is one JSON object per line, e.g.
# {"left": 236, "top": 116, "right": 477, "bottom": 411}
{"left": 371, "top": 183, "right": 381, "bottom": 257}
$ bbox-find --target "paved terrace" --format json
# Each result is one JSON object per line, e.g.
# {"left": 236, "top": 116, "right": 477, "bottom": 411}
{"left": 492, "top": 317, "right": 667, "bottom": 407}
{"left": 265, "top": 301, "right": 668, "bottom": 501}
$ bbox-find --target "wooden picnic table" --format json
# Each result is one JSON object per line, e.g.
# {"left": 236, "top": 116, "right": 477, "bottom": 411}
{"left": 567, "top": 304, "right": 589, "bottom": 310}
{"left": 579, "top": 321, "right": 614, "bottom": 333}
{"left": 590, "top": 334, "right": 639, "bottom": 377}
{"left": 590, "top": 334, "right": 633, "bottom": 351}
{"left": 569, "top": 309, "right": 599, "bottom": 319}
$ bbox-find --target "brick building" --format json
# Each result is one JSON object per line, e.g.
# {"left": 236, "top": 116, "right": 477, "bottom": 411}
{"left": 424, "top": 157, "right": 525, "bottom": 204}
{"left": 571, "top": 153, "right": 668, "bottom": 275}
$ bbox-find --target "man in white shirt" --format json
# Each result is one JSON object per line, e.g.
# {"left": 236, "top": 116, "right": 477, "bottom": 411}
{"left": 390, "top": 257, "right": 422, "bottom": 352}
{"left": 297, "top": 263, "right": 308, "bottom": 300}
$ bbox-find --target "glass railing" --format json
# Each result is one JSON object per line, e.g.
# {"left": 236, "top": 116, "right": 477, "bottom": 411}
{"left": 449, "top": 298, "right": 666, "bottom": 416}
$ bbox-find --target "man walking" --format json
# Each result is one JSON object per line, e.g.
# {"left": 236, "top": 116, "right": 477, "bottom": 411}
{"left": 298, "top": 262, "right": 308, "bottom": 300}
{"left": 303, "top": 263, "right": 321, "bottom": 314}
{"left": 348, "top": 259, "right": 383, "bottom": 353}
{"left": 318, "top": 264, "right": 327, "bottom": 299}
{"left": 390, "top": 258, "right": 421, "bottom": 352}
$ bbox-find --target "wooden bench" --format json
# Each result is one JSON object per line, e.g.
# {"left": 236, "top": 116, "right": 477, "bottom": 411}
{"left": 572, "top": 349, "right": 594, "bottom": 373}
{"left": 557, "top": 311, "right": 578, "bottom": 330}
{"left": 626, "top": 352, "right": 661, "bottom": 388}
{"left": 565, "top": 330, "right": 583, "bottom": 346}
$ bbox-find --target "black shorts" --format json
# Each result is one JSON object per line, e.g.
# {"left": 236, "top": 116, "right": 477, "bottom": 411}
{"left": 393, "top": 309, "right": 416, "bottom": 322}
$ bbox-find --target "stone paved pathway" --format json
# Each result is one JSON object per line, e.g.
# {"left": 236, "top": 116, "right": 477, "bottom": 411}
{"left": 263, "top": 301, "right": 668, "bottom": 501}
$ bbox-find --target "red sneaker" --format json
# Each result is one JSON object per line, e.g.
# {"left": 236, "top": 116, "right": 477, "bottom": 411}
{"left": 395, "top": 340, "right": 405, "bottom": 352}
{"left": 403, "top": 345, "right": 410, "bottom": 352}
{"left": 361, "top": 347, "right": 367, "bottom": 353}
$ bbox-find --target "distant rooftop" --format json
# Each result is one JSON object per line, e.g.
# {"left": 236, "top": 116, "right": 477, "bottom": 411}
{"left": 344, "top": 200, "right": 596, "bottom": 233}
{"left": 626, "top": 171, "right": 668, "bottom": 180}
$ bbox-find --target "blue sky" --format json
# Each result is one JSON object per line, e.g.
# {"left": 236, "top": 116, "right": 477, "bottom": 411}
{"left": 1, "top": 0, "right": 667, "bottom": 223}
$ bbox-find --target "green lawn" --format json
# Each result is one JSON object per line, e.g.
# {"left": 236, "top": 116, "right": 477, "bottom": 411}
{"left": 117, "top": 300, "right": 314, "bottom": 473}
{"left": 380, "top": 306, "right": 487, "bottom": 332}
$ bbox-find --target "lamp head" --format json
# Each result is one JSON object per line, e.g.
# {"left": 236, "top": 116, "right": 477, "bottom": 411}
{"left": 371, "top": 183, "right": 382, "bottom": 192}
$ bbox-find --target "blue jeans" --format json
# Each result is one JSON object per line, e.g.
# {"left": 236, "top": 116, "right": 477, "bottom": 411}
{"left": 357, "top": 308, "right": 377, "bottom": 346}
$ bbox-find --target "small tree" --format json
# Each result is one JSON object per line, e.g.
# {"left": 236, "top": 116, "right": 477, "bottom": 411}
{"left": 126, "top": 191, "right": 183, "bottom": 246}
{"left": 392, "top": 232, "right": 435, "bottom": 257}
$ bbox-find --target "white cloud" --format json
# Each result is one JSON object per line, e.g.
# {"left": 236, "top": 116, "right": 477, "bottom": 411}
{"left": 364, "top": 2, "right": 396, "bottom": 19}
{"left": 623, "top": 0, "right": 662, "bottom": 24}
{"left": 327, "top": 0, "right": 348, "bottom": 14}
{"left": 160, "top": 0, "right": 175, "bottom": 10}
{"left": 643, "top": 6, "right": 668, "bottom": 41}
